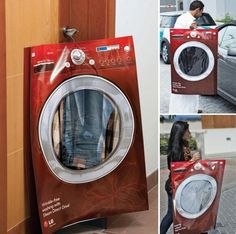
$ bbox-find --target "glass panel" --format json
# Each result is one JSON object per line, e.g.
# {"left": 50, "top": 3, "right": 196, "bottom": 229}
{"left": 178, "top": 47, "right": 209, "bottom": 76}
{"left": 218, "top": 27, "right": 227, "bottom": 47}
{"left": 221, "top": 26, "right": 236, "bottom": 49}
{"left": 196, "top": 14, "right": 216, "bottom": 26}
{"left": 52, "top": 89, "right": 120, "bottom": 170}
{"left": 160, "top": 16, "right": 178, "bottom": 28}
{"left": 180, "top": 180, "right": 213, "bottom": 214}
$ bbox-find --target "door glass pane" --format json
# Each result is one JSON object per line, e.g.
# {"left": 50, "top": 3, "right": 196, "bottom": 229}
{"left": 180, "top": 180, "right": 213, "bottom": 214}
{"left": 160, "top": 16, "right": 178, "bottom": 28}
{"left": 218, "top": 27, "right": 227, "bottom": 47}
{"left": 196, "top": 14, "right": 215, "bottom": 26}
{"left": 178, "top": 47, "right": 209, "bottom": 76}
{"left": 221, "top": 26, "right": 236, "bottom": 49}
{"left": 52, "top": 89, "right": 120, "bottom": 169}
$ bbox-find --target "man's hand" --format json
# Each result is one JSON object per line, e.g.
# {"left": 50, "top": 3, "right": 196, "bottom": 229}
{"left": 190, "top": 22, "right": 197, "bottom": 29}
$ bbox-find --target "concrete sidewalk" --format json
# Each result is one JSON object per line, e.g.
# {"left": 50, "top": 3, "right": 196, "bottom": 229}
{"left": 160, "top": 156, "right": 236, "bottom": 234}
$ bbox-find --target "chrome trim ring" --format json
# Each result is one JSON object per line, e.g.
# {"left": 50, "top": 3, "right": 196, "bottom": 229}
{"left": 39, "top": 75, "right": 135, "bottom": 184}
{"left": 175, "top": 174, "right": 217, "bottom": 219}
{"left": 173, "top": 41, "right": 215, "bottom": 81}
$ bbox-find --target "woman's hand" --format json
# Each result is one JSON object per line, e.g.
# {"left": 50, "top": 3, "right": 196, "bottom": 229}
{"left": 191, "top": 152, "right": 201, "bottom": 161}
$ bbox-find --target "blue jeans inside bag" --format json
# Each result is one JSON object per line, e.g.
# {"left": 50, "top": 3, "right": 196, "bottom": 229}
{"left": 61, "top": 90, "right": 115, "bottom": 169}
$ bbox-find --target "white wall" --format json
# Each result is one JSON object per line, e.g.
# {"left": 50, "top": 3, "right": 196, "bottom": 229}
{"left": 218, "top": 0, "right": 236, "bottom": 19}
{"left": 202, "top": 0, "right": 217, "bottom": 19}
{"left": 209, "top": 0, "right": 236, "bottom": 19}
{"left": 216, "top": 0, "right": 226, "bottom": 19}
{"left": 183, "top": 0, "right": 191, "bottom": 12}
{"left": 204, "top": 129, "right": 236, "bottom": 156}
{"left": 116, "top": 0, "right": 158, "bottom": 176}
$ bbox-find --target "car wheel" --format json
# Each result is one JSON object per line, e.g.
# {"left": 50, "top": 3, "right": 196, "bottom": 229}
{"left": 162, "top": 42, "right": 170, "bottom": 64}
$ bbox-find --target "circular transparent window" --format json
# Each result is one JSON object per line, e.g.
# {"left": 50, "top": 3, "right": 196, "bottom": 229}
{"left": 175, "top": 174, "right": 217, "bottom": 219}
{"left": 39, "top": 75, "right": 134, "bottom": 184}
{"left": 52, "top": 89, "right": 120, "bottom": 170}
{"left": 178, "top": 47, "right": 209, "bottom": 76}
{"left": 173, "top": 41, "right": 215, "bottom": 81}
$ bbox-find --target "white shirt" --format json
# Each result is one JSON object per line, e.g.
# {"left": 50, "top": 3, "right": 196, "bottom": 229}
{"left": 174, "top": 12, "right": 196, "bottom": 29}
{"left": 169, "top": 12, "right": 199, "bottom": 113}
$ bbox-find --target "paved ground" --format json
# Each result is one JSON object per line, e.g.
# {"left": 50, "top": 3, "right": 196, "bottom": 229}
{"left": 56, "top": 186, "right": 157, "bottom": 234}
{"left": 160, "top": 60, "right": 236, "bottom": 114}
{"left": 160, "top": 153, "right": 236, "bottom": 234}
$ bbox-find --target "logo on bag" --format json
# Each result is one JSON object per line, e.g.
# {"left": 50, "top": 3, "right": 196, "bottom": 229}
{"left": 194, "top": 162, "right": 203, "bottom": 170}
{"left": 43, "top": 220, "right": 49, "bottom": 228}
{"left": 43, "top": 219, "right": 55, "bottom": 228}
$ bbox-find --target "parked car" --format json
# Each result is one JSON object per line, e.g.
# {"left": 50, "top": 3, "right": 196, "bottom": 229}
{"left": 160, "top": 11, "right": 216, "bottom": 64}
{"left": 217, "top": 23, "right": 236, "bottom": 105}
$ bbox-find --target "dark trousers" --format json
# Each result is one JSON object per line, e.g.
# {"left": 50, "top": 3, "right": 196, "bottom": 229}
{"left": 160, "top": 193, "right": 173, "bottom": 234}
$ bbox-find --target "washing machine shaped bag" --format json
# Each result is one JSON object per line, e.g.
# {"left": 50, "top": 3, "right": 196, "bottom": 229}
{"left": 171, "top": 160, "right": 225, "bottom": 234}
{"left": 24, "top": 36, "right": 148, "bottom": 234}
{"left": 170, "top": 29, "right": 218, "bottom": 95}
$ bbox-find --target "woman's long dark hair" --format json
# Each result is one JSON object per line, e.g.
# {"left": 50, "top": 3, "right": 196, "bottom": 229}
{"left": 167, "top": 121, "right": 189, "bottom": 169}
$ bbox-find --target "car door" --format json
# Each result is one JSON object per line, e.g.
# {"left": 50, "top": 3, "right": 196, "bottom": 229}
{"left": 218, "top": 25, "right": 236, "bottom": 105}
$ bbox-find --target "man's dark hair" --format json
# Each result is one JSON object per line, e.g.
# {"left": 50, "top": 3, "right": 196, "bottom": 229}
{"left": 190, "top": 1, "right": 204, "bottom": 11}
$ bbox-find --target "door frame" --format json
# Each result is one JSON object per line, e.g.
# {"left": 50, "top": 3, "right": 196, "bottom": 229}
{"left": 0, "top": 0, "right": 7, "bottom": 233}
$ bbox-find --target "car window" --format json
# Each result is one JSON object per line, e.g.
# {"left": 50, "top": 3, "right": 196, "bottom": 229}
{"left": 160, "top": 16, "right": 178, "bottom": 28}
{"left": 220, "top": 26, "right": 236, "bottom": 49}
{"left": 196, "top": 13, "right": 216, "bottom": 26}
{"left": 196, "top": 14, "right": 216, "bottom": 26}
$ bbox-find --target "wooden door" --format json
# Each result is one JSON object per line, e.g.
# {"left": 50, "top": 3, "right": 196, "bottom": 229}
{"left": 0, "top": 0, "right": 7, "bottom": 233}
{"left": 0, "top": 0, "right": 115, "bottom": 234}
{"left": 202, "top": 115, "right": 236, "bottom": 128}
{"left": 2, "top": 1, "right": 116, "bottom": 232}
{"left": 59, "top": 0, "right": 115, "bottom": 42}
